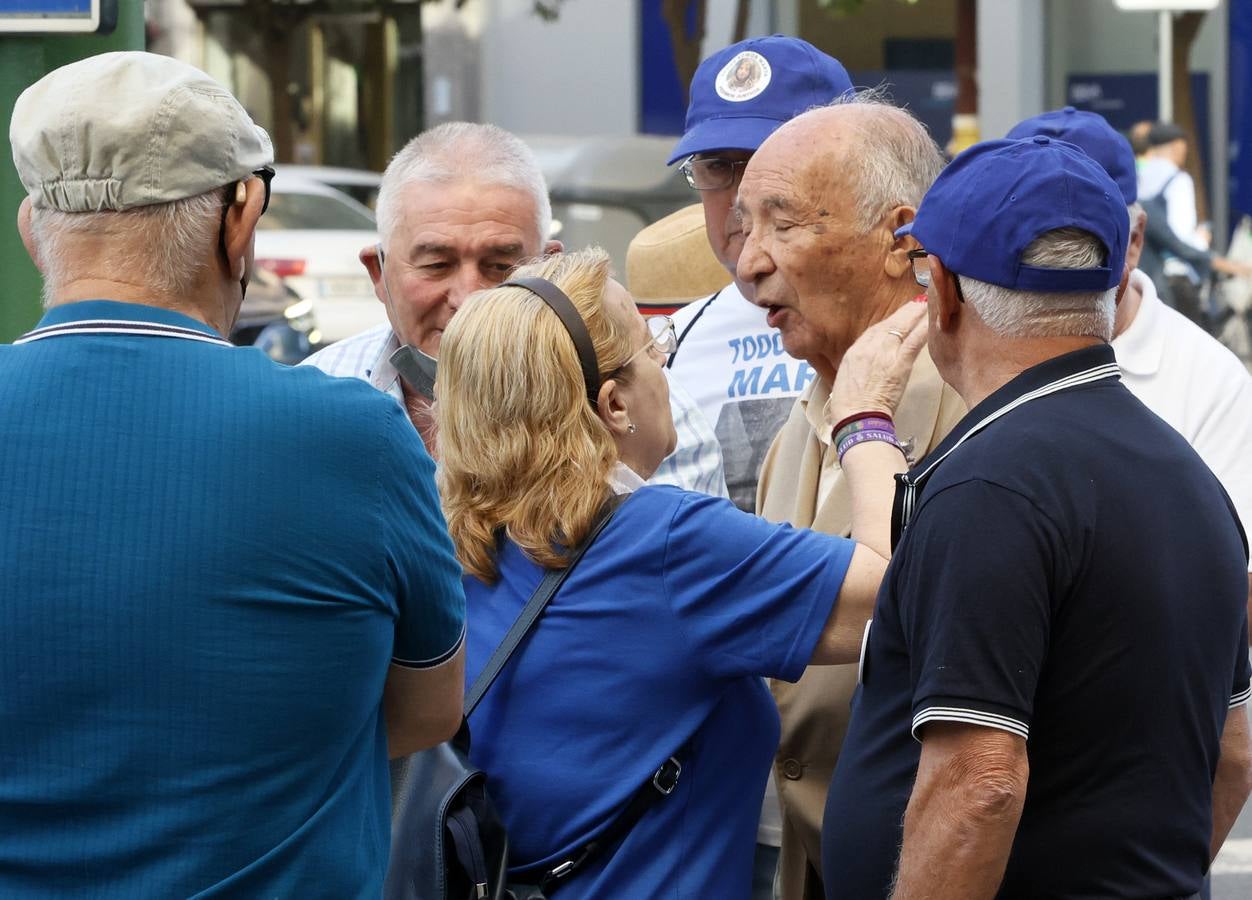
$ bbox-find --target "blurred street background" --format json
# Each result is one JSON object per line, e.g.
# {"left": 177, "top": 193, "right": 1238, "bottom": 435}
{"left": 9, "top": 0, "right": 1252, "bottom": 364}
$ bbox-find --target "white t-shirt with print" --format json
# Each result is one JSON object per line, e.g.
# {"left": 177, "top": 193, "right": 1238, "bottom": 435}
{"left": 663, "top": 281, "right": 814, "bottom": 512}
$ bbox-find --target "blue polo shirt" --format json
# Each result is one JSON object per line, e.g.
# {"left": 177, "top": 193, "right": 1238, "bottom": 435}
{"left": 822, "top": 344, "right": 1251, "bottom": 899}
{"left": 0, "top": 301, "right": 465, "bottom": 898}
{"left": 464, "top": 485, "right": 854, "bottom": 899}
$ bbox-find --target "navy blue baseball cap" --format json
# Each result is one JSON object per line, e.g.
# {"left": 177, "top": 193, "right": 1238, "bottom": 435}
{"left": 667, "top": 36, "right": 853, "bottom": 165}
{"left": 897, "top": 137, "right": 1129, "bottom": 292}
{"left": 1006, "top": 106, "right": 1137, "bottom": 204}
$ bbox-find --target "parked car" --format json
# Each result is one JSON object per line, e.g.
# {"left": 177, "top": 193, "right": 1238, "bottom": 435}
{"left": 523, "top": 134, "right": 692, "bottom": 274}
{"left": 276, "top": 165, "right": 382, "bottom": 210}
{"left": 232, "top": 269, "right": 319, "bottom": 365}
{"left": 253, "top": 175, "right": 386, "bottom": 346}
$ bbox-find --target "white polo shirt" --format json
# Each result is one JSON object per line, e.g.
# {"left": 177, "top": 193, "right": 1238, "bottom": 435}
{"left": 1112, "top": 269, "right": 1252, "bottom": 569}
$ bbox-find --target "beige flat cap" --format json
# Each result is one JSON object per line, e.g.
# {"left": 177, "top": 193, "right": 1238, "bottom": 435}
{"left": 10, "top": 51, "right": 273, "bottom": 212}
{"left": 626, "top": 204, "right": 731, "bottom": 307}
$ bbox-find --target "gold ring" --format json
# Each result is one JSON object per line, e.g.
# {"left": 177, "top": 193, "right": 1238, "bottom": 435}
{"left": 888, "top": 329, "right": 905, "bottom": 340}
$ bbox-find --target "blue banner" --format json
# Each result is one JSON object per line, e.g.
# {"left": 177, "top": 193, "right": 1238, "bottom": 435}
{"left": 638, "top": 0, "right": 696, "bottom": 135}
{"left": 1231, "top": 0, "right": 1252, "bottom": 218}
{"left": 0, "top": 0, "right": 91, "bottom": 13}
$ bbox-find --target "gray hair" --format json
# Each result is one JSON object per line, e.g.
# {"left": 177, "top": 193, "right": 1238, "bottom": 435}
{"left": 375, "top": 122, "right": 551, "bottom": 248}
{"left": 825, "top": 89, "right": 946, "bottom": 232}
{"left": 29, "top": 190, "right": 224, "bottom": 307}
{"left": 960, "top": 227, "right": 1119, "bottom": 341}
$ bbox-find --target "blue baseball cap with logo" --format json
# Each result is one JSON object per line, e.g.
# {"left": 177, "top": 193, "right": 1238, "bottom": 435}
{"left": 1005, "top": 106, "right": 1137, "bottom": 204}
{"left": 896, "top": 137, "right": 1129, "bottom": 292}
{"left": 667, "top": 35, "right": 853, "bottom": 165}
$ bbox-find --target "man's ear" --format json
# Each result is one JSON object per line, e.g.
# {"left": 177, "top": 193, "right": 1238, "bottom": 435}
{"left": 360, "top": 243, "right": 387, "bottom": 304}
{"left": 1114, "top": 262, "right": 1132, "bottom": 309}
{"left": 544, "top": 239, "right": 563, "bottom": 257}
{"left": 222, "top": 178, "right": 266, "bottom": 280}
{"left": 595, "top": 376, "right": 632, "bottom": 438}
{"left": 1124, "top": 206, "right": 1147, "bottom": 273}
{"left": 929, "top": 255, "right": 962, "bottom": 333}
{"left": 17, "top": 197, "right": 40, "bottom": 271}
{"left": 883, "top": 206, "right": 917, "bottom": 280}
{"left": 360, "top": 243, "right": 382, "bottom": 280}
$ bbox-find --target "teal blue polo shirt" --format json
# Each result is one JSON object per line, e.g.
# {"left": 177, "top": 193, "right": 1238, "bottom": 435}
{"left": 0, "top": 301, "right": 465, "bottom": 897}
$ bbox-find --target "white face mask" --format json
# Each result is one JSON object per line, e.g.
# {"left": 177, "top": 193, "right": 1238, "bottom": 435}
{"left": 389, "top": 344, "right": 437, "bottom": 402}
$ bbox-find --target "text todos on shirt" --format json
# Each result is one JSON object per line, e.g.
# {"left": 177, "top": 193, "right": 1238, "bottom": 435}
{"left": 727, "top": 332, "right": 816, "bottom": 398}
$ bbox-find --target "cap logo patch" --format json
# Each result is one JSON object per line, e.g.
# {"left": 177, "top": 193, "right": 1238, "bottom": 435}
{"left": 715, "top": 51, "right": 772, "bottom": 103}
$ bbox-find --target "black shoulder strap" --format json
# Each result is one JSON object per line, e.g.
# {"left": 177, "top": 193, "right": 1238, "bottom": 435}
{"left": 666, "top": 288, "right": 722, "bottom": 369}
{"left": 531, "top": 753, "right": 682, "bottom": 891}
{"left": 465, "top": 494, "right": 626, "bottom": 716}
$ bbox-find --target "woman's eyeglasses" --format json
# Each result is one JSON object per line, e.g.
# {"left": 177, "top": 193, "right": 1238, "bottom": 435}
{"left": 619, "top": 315, "right": 678, "bottom": 370}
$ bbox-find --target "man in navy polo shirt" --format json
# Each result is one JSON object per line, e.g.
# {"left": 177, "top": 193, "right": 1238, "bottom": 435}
{"left": 0, "top": 53, "right": 466, "bottom": 898}
{"left": 821, "top": 138, "right": 1252, "bottom": 899}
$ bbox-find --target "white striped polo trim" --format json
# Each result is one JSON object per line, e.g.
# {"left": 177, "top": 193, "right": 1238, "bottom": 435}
{"left": 896, "top": 362, "right": 1121, "bottom": 533}
{"left": 911, "top": 706, "right": 1030, "bottom": 742}
{"left": 16, "top": 319, "right": 233, "bottom": 347}
{"left": 391, "top": 623, "right": 466, "bottom": 670}
{"left": 1230, "top": 686, "right": 1251, "bottom": 709}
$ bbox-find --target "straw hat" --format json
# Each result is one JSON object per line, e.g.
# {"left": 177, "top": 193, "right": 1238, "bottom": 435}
{"left": 626, "top": 204, "right": 731, "bottom": 310}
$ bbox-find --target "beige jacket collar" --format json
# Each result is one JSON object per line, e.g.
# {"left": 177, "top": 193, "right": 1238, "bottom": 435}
{"left": 773, "top": 348, "right": 952, "bottom": 532}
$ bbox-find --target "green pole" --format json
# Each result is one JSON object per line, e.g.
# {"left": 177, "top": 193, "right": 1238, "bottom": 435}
{"left": 0, "top": 0, "right": 145, "bottom": 342}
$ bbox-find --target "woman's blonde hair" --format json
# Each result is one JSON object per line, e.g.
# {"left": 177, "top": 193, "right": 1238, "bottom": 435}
{"left": 436, "top": 247, "right": 637, "bottom": 582}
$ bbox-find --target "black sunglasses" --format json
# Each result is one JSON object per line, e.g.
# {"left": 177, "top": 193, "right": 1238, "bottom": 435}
{"left": 222, "top": 166, "right": 275, "bottom": 216}
{"left": 218, "top": 166, "right": 276, "bottom": 262}
{"left": 907, "top": 249, "right": 964, "bottom": 303}
{"left": 253, "top": 165, "right": 275, "bottom": 215}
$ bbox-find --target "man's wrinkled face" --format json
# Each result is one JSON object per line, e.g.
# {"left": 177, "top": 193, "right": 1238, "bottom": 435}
{"left": 735, "top": 128, "right": 894, "bottom": 376}
{"left": 371, "top": 180, "right": 543, "bottom": 357}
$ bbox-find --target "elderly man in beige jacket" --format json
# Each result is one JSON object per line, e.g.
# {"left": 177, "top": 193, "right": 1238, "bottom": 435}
{"left": 737, "top": 97, "right": 966, "bottom": 900}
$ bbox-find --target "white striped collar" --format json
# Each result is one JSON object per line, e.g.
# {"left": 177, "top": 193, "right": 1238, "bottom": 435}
{"left": 16, "top": 318, "right": 232, "bottom": 347}
{"left": 891, "top": 345, "right": 1120, "bottom": 547}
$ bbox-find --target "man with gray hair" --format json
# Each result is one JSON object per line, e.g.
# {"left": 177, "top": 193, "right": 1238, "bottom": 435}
{"left": 1, "top": 51, "right": 466, "bottom": 896}
{"left": 305, "top": 122, "right": 725, "bottom": 497}
{"left": 822, "top": 137, "right": 1251, "bottom": 900}
{"left": 304, "top": 122, "right": 560, "bottom": 446}
{"left": 738, "top": 98, "right": 966, "bottom": 900}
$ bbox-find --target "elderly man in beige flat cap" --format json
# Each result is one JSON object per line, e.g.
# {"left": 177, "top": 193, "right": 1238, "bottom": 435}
{"left": 1, "top": 51, "right": 465, "bottom": 897}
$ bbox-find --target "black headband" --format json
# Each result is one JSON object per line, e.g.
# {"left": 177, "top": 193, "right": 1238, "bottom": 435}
{"left": 501, "top": 276, "right": 601, "bottom": 406}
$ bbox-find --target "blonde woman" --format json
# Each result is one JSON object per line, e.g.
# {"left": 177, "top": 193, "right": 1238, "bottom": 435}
{"left": 435, "top": 247, "right": 925, "bottom": 898}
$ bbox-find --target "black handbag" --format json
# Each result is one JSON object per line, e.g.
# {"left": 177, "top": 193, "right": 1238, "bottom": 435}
{"left": 387, "top": 496, "right": 681, "bottom": 900}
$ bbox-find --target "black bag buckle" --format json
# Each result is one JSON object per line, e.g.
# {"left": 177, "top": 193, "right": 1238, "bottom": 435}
{"left": 652, "top": 757, "right": 681, "bottom": 796}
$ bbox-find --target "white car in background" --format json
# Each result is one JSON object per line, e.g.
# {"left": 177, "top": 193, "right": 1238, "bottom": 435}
{"left": 277, "top": 165, "right": 382, "bottom": 210}
{"left": 253, "top": 175, "right": 386, "bottom": 346}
